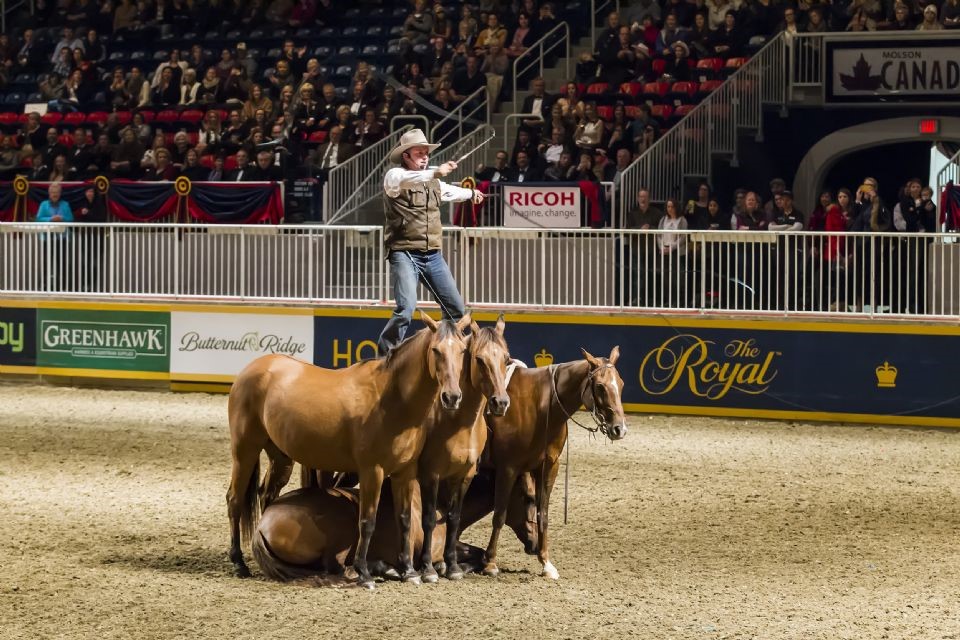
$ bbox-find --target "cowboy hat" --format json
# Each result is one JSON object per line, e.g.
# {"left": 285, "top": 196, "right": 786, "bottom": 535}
{"left": 389, "top": 128, "right": 440, "bottom": 164}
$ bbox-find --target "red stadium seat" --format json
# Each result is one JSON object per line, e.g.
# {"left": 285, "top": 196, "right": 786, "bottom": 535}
{"left": 156, "top": 109, "right": 180, "bottom": 124}
{"left": 308, "top": 130, "right": 328, "bottom": 144}
{"left": 164, "top": 132, "right": 176, "bottom": 146}
{"left": 586, "top": 82, "right": 610, "bottom": 95}
{"left": 180, "top": 109, "right": 204, "bottom": 124}
{"left": 619, "top": 82, "right": 643, "bottom": 99}
{"left": 670, "top": 104, "right": 696, "bottom": 124}
{"left": 649, "top": 104, "right": 673, "bottom": 124}
{"left": 115, "top": 111, "right": 133, "bottom": 125}
{"left": 0, "top": 113, "right": 19, "bottom": 127}
{"left": 138, "top": 109, "right": 156, "bottom": 123}
{"left": 224, "top": 154, "right": 238, "bottom": 170}
{"left": 85, "top": 111, "right": 109, "bottom": 126}
{"left": 596, "top": 105, "right": 614, "bottom": 121}
{"left": 723, "top": 57, "right": 748, "bottom": 78}
{"left": 624, "top": 105, "right": 643, "bottom": 120}
{"left": 641, "top": 81, "right": 670, "bottom": 103}
{"left": 58, "top": 133, "right": 74, "bottom": 149}
{"left": 695, "top": 58, "right": 724, "bottom": 81}
{"left": 652, "top": 59, "right": 667, "bottom": 77}
{"left": 17, "top": 113, "right": 30, "bottom": 125}
{"left": 695, "top": 80, "right": 724, "bottom": 102}
{"left": 576, "top": 83, "right": 587, "bottom": 97}
{"left": 41, "top": 112, "right": 63, "bottom": 126}
{"left": 62, "top": 112, "right": 86, "bottom": 127}
{"left": 188, "top": 132, "right": 199, "bottom": 145}
{"left": 199, "top": 154, "right": 214, "bottom": 168}
{"left": 666, "top": 81, "right": 698, "bottom": 106}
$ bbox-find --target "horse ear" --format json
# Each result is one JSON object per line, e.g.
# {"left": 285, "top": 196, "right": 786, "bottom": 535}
{"left": 455, "top": 313, "right": 472, "bottom": 333}
{"left": 420, "top": 310, "right": 439, "bottom": 331}
{"left": 470, "top": 319, "right": 481, "bottom": 336}
{"left": 608, "top": 345, "right": 620, "bottom": 364}
{"left": 581, "top": 347, "right": 600, "bottom": 367}
{"left": 495, "top": 312, "right": 506, "bottom": 336}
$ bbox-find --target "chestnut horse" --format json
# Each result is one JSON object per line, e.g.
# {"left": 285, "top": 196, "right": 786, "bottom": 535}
{"left": 251, "top": 468, "right": 537, "bottom": 584}
{"left": 417, "top": 315, "right": 511, "bottom": 583}
{"left": 227, "top": 312, "right": 471, "bottom": 588}
{"left": 482, "top": 347, "right": 628, "bottom": 580}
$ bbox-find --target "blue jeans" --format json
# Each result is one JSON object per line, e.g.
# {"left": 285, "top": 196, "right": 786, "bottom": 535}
{"left": 378, "top": 250, "right": 466, "bottom": 355}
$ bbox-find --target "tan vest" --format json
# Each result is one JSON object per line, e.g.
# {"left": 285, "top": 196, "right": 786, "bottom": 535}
{"left": 383, "top": 178, "right": 443, "bottom": 252}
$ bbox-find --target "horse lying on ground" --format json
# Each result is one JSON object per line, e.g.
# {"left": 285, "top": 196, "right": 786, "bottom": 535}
{"left": 227, "top": 312, "right": 471, "bottom": 588}
{"left": 482, "top": 347, "right": 628, "bottom": 580}
{"left": 252, "top": 468, "right": 538, "bottom": 584}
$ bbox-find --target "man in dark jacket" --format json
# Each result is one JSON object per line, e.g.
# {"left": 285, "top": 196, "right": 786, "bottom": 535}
{"left": 377, "top": 129, "right": 484, "bottom": 354}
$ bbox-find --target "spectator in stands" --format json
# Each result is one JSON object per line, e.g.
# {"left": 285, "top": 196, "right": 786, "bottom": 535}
{"left": 476, "top": 13, "right": 508, "bottom": 52}
{"left": 451, "top": 54, "right": 486, "bottom": 102}
{"left": 662, "top": 40, "right": 692, "bottom": 81}
{"left": 605, "top": 121, "right": 632, "bottom": 157}
{"left": 944, "top": 0, "right": 960, "bottom": 28}
{"left": 53, "top": 48, "right": 74, "bottom": 80}
{"left": 222, "top": 65, "right": 251, "bottom": 104}
{"left": 15, "top": 29, "right": 42, "bottom": 73}
{"left": 627, "top": 188, "right": 663, "bottom": 228}
{"left": 403, "top": 0, "right": 435, "bottom": 45}
{"left": 809, "top": 190, "right": 833, "bottom": 231}
{"left": 129, "top": 112, "right": 150, "bottom": 146}
{"left": 605, "top": 147, "right": 633, "bottom": 184}
{"left": 541, "top": 125, "right": 572, "bottom": 166}
{"left": 187, "top": 44, "right": 211, "bottom": 78}
{"left": 151, "top": 67, "right": 181, "bottom": 106}
{"left": 195, "top": 67, "right": 222, "bottom": 105}
{"left": 836, "top": 188, "right": 856, "bottom": 229}
{"left": 91, "top": 132, "right": 113, "bottom": 172}
{"left": 314, "top": 83, "right": 341, "bottom": 130}
{"left": 847, "top": 0, "right": 883, "bottom": 21}
{"left": 880, "top": 3, "right": 915, "bottom": 30}
{"left": 226, "top": 148, "right": 254, "bottom": 181}
{"left": 764, "top": 178, "right": 786, "bottom": 220}
{"left": 151, "top": 50, "right": 186, "bottom": 89}
{"left": 505, "top": 11, "right": 535, "bottom": 58}
{"left": 114, "top": 0, "right": 140, "bottom": 33}
{"left": 707, "top": 0, "right": 736, "bottom": 30}
{"left": 453, "top": 13, "right": 478, "bottom": 57}
{"left": 197, "top": 110, "right": 223, "bottom": 155}
{"left": 770, "top": 191, "right": 804, "bottom": 230}
{"left": 376, "top": 85, "right": 402, "bottom": 124}
{"left": 688, "top": 12, "right": 714, "bottom": 58}
{"left": 143, "top": 147, "right": 177, "bottom": 180}
{"left": 288, "top": 0, "right": 317, "bottom": 28}
{"left": 544, "top": 150, "right": 576, "bottom": 181}
{"left": 267, "top": 59, "right": 295, "bottom": 97}
{"left": 805, "top": 7, "right": 830, "bottom": 33}
{"left": 894, "top": 178, "right": 923, "bottom": 232}
{"left": 521, "top": 77, "right": 555, "bottom": 130}
{"left": 334, "top": 105, "right": 358, "bottom": 145}
{"left": 140, "top": 131, "right": 167, "bottom": 169}
{"left": 779, "top": 6, "right": 801, "bottom": 37}
{"left": 422, "top": 36, "right": 453, "bottom": 78}
{"left": 686, "top": 182, "right": 712, "bottom": 229}
{"left": 571, "top": 152, "right": 599, "bottom": 182}
{"left": 46, "top": 154, "right": 71, "bottom": 182}
{"left": 353, "top": 61, "right": 382, "bottom": 105}
{"left": 266, "top": 0, "right": 296, "bottom": 26}
{"left": 179, "top": 148, "right": 207, "bottom": 181}
{"left": 36, "top": 182, "right": 73, "bottom": 223}
{"left": 917, "top": 4, "right": 944, "bottom": 29}
{"left": 920, "top": 186, "right": 937, "bottom": 231}
{"left": 41, "top": 128, "right": 67, "bottom": 168}
{"left": 537, "top": 2, "right": 561, "bottom": 35}
{"left": 51, "top": 28, "right": 84, "bottom": 64}
{"left": 737, "top": 192, "right": 768, "bottom": 230}
{"left": 433, "top": 5, "right": 452, "bottom": 40}
{"left": 107, "top": 68, "right": 129, "bottom": 109}
{"left": 635, "top": 122, "right": 658, "bottom": 154}
{"left": 62, "top": 68, "right": 96, "bottom": 110}
{"left": 847, "top": 7, "right": 878, "bottom": 30}
{"left": 292, "top": 83, "right": 320, "bottom": 133}
{"left": 658, "top": 198, "right": 688, "bottom": 262}
{"left": 206, "top": 153, "right": 226, "bottom": 180}
{"left": 355, "top": 108, "right": 386, "bottom": 149}
{"left": 656, "top": 13, "right": 687, "bottom": 56}
{"left": 476, "top": 150, "right": 514, "bottom": 182}
{"left": 125, "top": 67, "right": 149, "bottom": 108}
{"left": 39, "top": 73, "right": 66, "bottom": 103}
{"left": 712, "top": 11, "right": 745, "bottom": 58}
{"left": 251, "top": 149, "right": 282, "bottom": 180}
{"left": 596, "top": 11, "right": 623, "bottom": 55}
{"left": 275, "top": 85, "right": 296, "bottom": 120}
{"left": 705, "top": 198, "right": 726, "bottom": 230}
{"left": 235, "top": 43, "right": 258, "bottom": 81}
{"left": 557, "top": 81, "right": 585, "bottom": 123}
{"left": 481, "top": 43, "right": 510, "bottom": 103}
{"left": 180, "top": 69, "right": 200, "bottom": 105}
{"left": 65, "top": 128, "right": 94, "bottom": 179}
{"left": 600, "top": 25, "right": 645, "bottom": 86}
{"left": 513, "top": 150, "right": 542, "bottom": 182}
{"left": 223, "top": 109, "right": 251, "bottom": 152}
{"left": 169, "top": 132, "right": 191, "bottom": 167}
{"left": 574, "top": 102, "right": 606, "bottom": 152}
{"left": 311, "top": 124, "right": 354, "bottom": 174}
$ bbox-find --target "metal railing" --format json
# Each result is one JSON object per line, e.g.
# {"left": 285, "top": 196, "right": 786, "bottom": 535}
{"left": 432, "top": 124, "right": 497, "bottom": 188}
{"left": 431, "top": 86, "right": 489, "bottom": 150}
{"left": 512, "top": 22, "right": 571, "bottom": 115}
{"left": 4, "top": 223, "right": 957, "bottom": 320}
{"left": 323, "top": 126, "right": 412, "bottom": 224}
{"left": 389, "top": 114, "right": 429, "bottom": 135}
{"left": 2, "top": 0, "right": 33, "bottom": 33}
{"left": 618, "top": 33, "right": 787, "bottom": 217}
{"left": 936, "top": 148, "right": 960, "bottom": 231}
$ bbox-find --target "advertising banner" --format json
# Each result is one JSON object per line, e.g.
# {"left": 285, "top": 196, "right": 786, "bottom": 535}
{"left": 0, "top": 306, "right": 36, "bottom": 367}
{"left": 36, "top": 308, "right": 170, "bottom": 373}
{"left": 826, "top": 39, "right": 960, "bottom": 103}
{"left": 313, "top": 312, "right": 960, "bottom": 425}
{"left": 502, "top": 184, "right": 581, "bottom": 228}
{"left": 170, "top": 311, "right": 313, "bottom": 380}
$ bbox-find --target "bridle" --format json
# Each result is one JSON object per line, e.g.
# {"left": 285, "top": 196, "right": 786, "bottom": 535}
{"left": 547, "top": 361, "right": 617, "bottom": 438}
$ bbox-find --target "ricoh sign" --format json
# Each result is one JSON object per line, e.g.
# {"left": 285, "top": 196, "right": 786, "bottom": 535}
{"left": 502, "top": 185, "right": 581, "bottom": 229}
{"left": 826, "top": 38, "right": 960, "bottom": 103}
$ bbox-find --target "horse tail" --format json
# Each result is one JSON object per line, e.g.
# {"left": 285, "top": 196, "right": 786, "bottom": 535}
{"left": 239, "top": 458, "right": 261, "bottom": 550}
{"left": 252, "top": 530, "right": 345, "bottom": 586}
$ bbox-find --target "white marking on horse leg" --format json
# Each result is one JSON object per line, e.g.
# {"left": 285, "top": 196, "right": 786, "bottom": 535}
{"left": 542, "top": 561, "right": 560, "bottom": 580}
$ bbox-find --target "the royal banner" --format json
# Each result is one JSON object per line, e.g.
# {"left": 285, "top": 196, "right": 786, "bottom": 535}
{"left": 502, "top": 184, "right": 582, "bottom": 228}
{"left": 36, "top": 308, "right": 170, "bottom": 373}
{"left": 0, "top": 306, "right": 36, "bottom": 367}
{"left": 826, "top": 38, "right": 960, "bottom": 103}
{"left": 170, "top": 311, "right": 313, "bottom": 381}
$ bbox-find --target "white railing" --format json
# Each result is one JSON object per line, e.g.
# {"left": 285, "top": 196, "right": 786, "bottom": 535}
{"left": 512, "top": 22, "right": 571, "bottom": 115}
{"left": 618, "top": 33, "right": 786, "bottom": 218}
{"left": 323, "top": 126, "right": 412, "bottom": 224}
{"left": 432, "top": 124, "right": 497, "bottom": 187}
{"left": 936, "top": 148, "right": 960, "bottom": 230}
{"left": 3, "top": 223, "right": 958, "bottom": 319}
{"left": 431, "top": 86, "right": 489, "bottom": 150}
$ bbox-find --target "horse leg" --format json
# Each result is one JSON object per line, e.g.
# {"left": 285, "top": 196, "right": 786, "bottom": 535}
{"left": 354, "top": 465, "right": 385, "bottom": 590}
{"left": 226, "top": 437, "right": 266, "bottom": 578}
{"left": 418, "top": 472, "right": 440, "bottom": 584}
{"left": 390, "top": 466, "right": 421, "bottom": 585}
{"left": 259, "top": 441, "right": 293, "bottom": 510}
{"left": 536, "top": 459, "right": 561, "bottom": 580}
{"left": 442, "top": 474, "right": 472, "bottom": 580}
{"left": 482, "top": 466, "right": 518, "bottom": 577}
{"left": 519, "top": 471, "right": 539, "bottom": 555}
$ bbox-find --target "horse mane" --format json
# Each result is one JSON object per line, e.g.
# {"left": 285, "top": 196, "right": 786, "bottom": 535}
{"left": 470, "top": 324, "right": 508, "bottom": 357}
{"left": 382, "top": 319, "right": 460, "bottom": 367}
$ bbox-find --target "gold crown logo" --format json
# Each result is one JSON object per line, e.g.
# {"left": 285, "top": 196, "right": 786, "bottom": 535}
{"left": 534, "top": 348, "right": 554, "bottom": 367}
{"left": 875, "top": 361, "right": 897, "bottom": 388}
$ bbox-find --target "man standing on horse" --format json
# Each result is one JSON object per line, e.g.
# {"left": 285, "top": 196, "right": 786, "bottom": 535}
{"left": 378, "top": 128, "right": 485, "bottom": 355}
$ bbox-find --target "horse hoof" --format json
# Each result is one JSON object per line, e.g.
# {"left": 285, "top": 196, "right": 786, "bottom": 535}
{"left": 422, "top": 567, "right": 439, "bottom": 584}
{"left": 382, "top": 567, "right": 401, "bottom": 581}
{"left": 402, "top": 571, "right": 422, "bottom": 585}
{"left": 433, "top": 561, "right": 447, "bottom": 576}
{"left": 445, "top": 564, "right": 465, "bottom": 581}
{"left": 482, "top": 563, "right": 499, "bottom": 578}
{"left": 541, "top": 562, "right": 560, "bottom": 580}
{"left": 234, "top": 565, "right": 251, "bottom": 579}
{"left": 358, "top": 579, "right": 376, "bottom": 590}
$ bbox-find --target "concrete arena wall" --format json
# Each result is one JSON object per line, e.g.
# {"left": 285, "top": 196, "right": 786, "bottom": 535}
{"left": 1, "top": 298, "right": 958, "bottom": 428}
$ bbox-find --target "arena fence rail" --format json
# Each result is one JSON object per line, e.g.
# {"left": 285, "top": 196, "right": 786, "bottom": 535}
{"left": 2, "top": 223, "right": 958, "bottom": 320}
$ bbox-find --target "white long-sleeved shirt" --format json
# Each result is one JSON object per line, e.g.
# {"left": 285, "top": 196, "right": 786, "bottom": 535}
{"left": 383, "top": 167, "right": 474, "bottom": 202}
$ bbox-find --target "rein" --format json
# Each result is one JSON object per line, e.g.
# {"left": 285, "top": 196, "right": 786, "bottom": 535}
{"left": 547, "top": 362, "right": 615, "bottom": 437}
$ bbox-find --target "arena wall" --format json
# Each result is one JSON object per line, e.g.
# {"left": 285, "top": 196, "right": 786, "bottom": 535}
{"left": 2, "top": 298, "right": 958, "bottom": 428}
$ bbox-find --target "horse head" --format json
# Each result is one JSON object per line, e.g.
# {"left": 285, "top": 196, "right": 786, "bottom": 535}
{"left": 468, "top": 313, "right": 511, "bottom": 417}
{"left": 580, "top": 346, "right": 628, "bottom": 441}
{"left": 420, "top": 311, "right": 471, "bottom": 411}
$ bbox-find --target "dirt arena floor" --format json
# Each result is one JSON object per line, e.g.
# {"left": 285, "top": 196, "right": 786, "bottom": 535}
{"left": 1, "top": 384, "right": 959, "bottom": 640}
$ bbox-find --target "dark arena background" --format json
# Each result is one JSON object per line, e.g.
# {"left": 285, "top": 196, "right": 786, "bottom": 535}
{"left": 2, "top": 0, "right": 960, "bottom": 638}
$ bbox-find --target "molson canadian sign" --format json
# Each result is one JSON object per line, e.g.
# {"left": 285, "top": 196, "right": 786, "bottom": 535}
{"left": 826, "top": 38, "right": 960, "bottom": 103}
{"left": 0, "top": 307, "right": 36, "bottom": 367}
{"left": 36, "top": 308, "right": 169, "bottom": 372}
{"left": 170, "top": 311, "right": 313, "bottom": 381}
